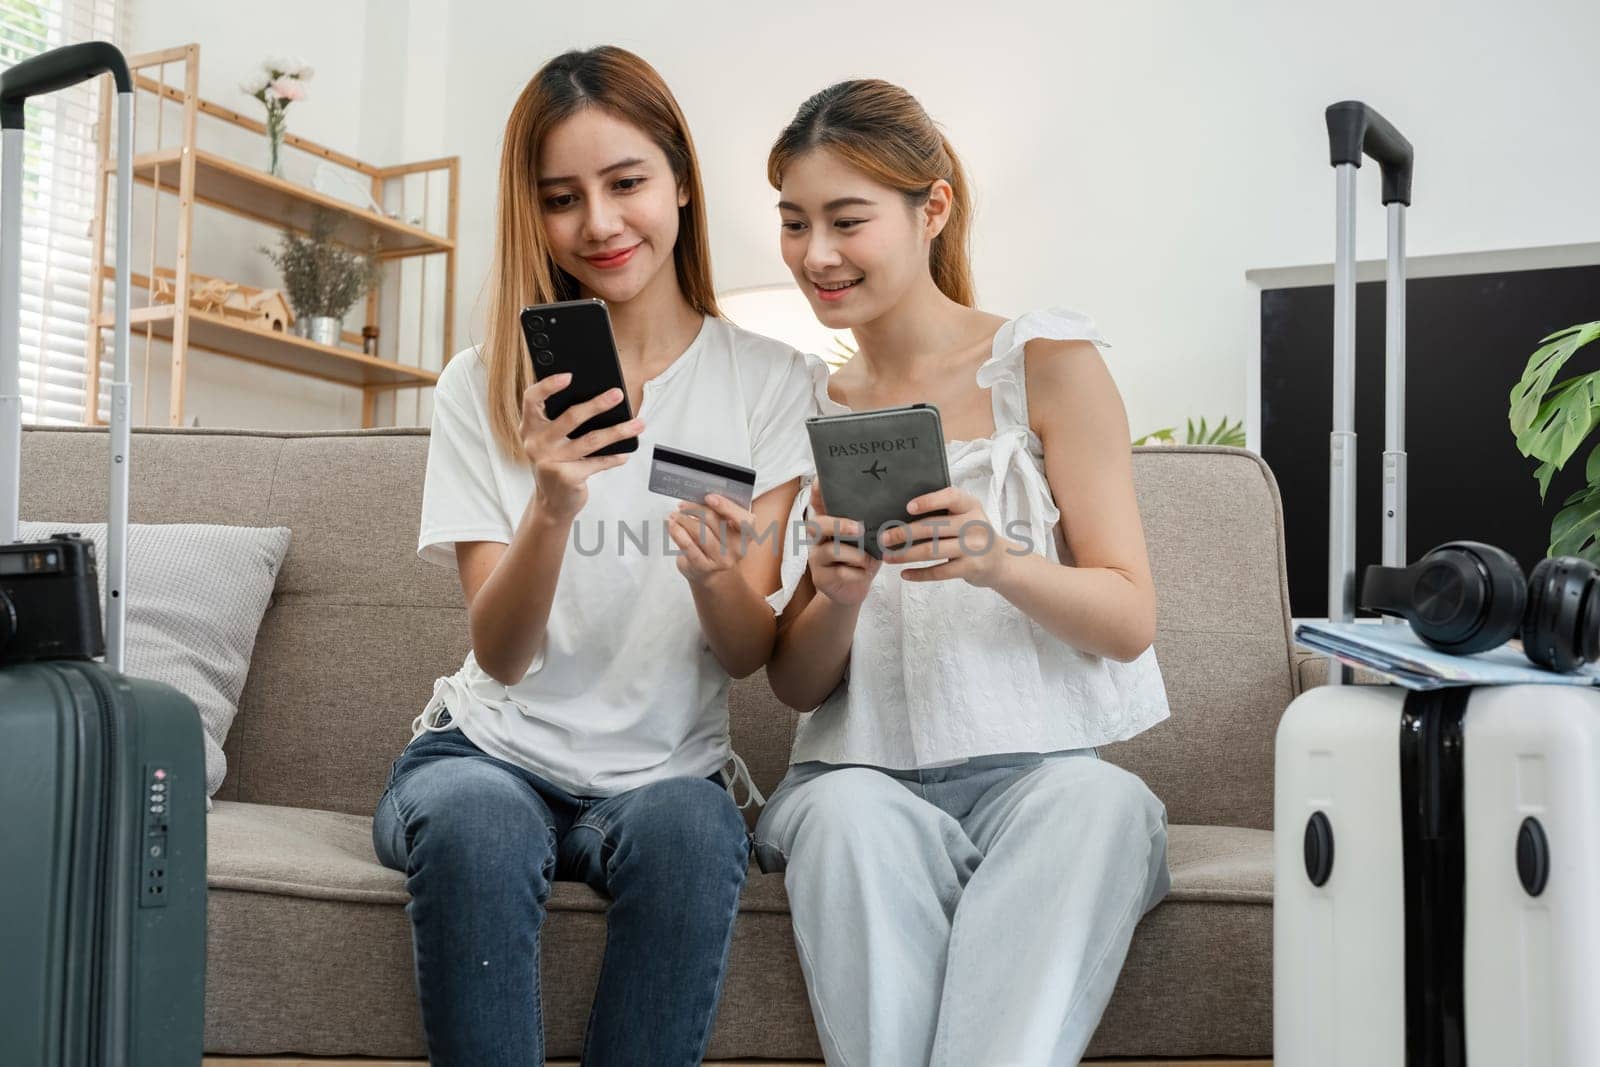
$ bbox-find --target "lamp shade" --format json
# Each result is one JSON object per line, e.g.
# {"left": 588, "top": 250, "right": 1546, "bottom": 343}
{"left": 718, "top": 283, "right": 854, "bottom": 367}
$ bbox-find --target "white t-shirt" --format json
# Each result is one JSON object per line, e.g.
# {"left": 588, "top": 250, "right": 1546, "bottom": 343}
{"left": 413, "top": 315, "right": 814, "bottom": 797}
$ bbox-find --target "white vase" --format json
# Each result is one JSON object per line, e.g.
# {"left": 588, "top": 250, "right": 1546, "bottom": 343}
{"left": 265, "top": 105, "right": 286, "bottom": 178}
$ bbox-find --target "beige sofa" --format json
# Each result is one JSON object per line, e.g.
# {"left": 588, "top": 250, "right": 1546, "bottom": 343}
{"left": 20, "top": 424, "right": 1349, "bottom": 1062}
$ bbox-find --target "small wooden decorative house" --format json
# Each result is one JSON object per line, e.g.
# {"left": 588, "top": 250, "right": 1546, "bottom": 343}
{"left": 247, "top": 290, "right": 293, "bottom": 333}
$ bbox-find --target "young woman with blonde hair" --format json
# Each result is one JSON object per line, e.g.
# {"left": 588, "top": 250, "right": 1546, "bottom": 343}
{"left": 372, "top": 46, "right": 814, "bottom": 1066}
{"left": 754, "top": 79, "right": 1174, "bottom": 1065}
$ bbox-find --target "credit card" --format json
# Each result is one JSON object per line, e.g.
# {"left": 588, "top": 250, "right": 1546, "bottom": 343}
{"left": 649, "top": 445, "right": 757, "bottom": 510}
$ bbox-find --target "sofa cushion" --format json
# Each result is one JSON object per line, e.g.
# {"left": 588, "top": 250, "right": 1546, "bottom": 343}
{"left": 1105, "top": 446, "right": 1296, "bottom": 832}
{"left": 204, "top": 800, "right": 793, "bottom": 913}
{"left": 203, "top": 801, "right": 1271, "bottom": 1059}
{"left": 19, "top": 520, "right": 290, "bottom": 809}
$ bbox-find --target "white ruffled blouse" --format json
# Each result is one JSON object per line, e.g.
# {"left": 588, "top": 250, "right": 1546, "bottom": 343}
{"left": 775, "top": 307, "right": 1171, "bottom": 768}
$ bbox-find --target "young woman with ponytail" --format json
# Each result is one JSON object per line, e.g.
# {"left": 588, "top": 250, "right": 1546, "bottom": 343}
{"left": 371, "top": 47, "right": 815, "bottom": 1066}
{"left": 752, "top": 79, "right": 1173, "bottom": 1065}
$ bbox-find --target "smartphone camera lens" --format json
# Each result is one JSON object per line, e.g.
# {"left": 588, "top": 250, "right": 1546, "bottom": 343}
{"left": 535, "top": 350, "right": 555, "bottom": 367}
{"left": 531, "top": 332, "right": 549, "bottom": 347}
{"left": 527, "top": 315, "right": 545, "bottom": 330}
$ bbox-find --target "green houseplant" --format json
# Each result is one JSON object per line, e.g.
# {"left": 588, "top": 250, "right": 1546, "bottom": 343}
{"left": 1133, "top": 416, "right": 1246, "bottom": 448}
{"left": 1509, "top": 320, "right": 1600, "bottom": 564}
{"left": 261, "top": 210, "right": 381, "bottom": 348}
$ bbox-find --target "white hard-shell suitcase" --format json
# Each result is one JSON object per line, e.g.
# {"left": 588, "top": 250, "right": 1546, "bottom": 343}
{"left": 1276, "top": 683, "right": 1600, "bottom": 1067}
{"left": 1272, "top": 102, "right": 1600, "bottom": 1067}
{"left": 1459, "top": 686, "right": 1600, "bottom": 1065}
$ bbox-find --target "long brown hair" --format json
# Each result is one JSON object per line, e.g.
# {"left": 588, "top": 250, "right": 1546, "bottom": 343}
{"left": 480, "top": 46, "right": 719, "bottom": 462}
{"left": 768, "top": 79, "right": 975, "bottom": 307}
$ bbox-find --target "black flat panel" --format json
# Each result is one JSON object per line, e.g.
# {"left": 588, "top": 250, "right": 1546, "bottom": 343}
{"left": 1261, "top": 264, "right": 1600, "bottom": 618}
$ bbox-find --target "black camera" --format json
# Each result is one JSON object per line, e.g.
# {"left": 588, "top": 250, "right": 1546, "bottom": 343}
{"left": 0, "top": 533, "right": 106, "bottom": 666}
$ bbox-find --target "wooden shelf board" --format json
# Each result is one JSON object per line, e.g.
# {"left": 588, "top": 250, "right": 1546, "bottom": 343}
{"left": 128, "top": 149, "right": 454, "bottom": 257}
{"left": 106, "top": 269, "right": 368, "bottom": 348}
{"left": 115, "top": 309, "right": 440, "bottom": 388}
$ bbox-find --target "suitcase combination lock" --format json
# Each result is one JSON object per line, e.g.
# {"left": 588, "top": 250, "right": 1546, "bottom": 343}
{"left": 139, "top": 764, "right": 171, "bottom": 907}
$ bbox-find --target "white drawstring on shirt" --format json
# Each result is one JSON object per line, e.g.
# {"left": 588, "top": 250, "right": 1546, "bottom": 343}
{"left": 411, "top": 675, "right": 471, "bottom": 738}
{"left": 721, "top": 750, "right": 766, "bottom": 810}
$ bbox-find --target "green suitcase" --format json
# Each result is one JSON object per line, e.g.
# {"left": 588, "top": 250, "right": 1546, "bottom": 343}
{"left": 0, "top": 663, "right": 206, "bottom": 1066}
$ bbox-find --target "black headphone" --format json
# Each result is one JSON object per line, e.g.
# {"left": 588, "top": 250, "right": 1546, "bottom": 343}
{"left": 1360, "top": 540, "right": 1600, "bottom": 672}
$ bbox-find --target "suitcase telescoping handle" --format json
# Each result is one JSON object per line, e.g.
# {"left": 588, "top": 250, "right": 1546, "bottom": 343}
{"left": 0, "top": 41, "right": 132, "bottom": 118}
{"left": 1325, "top": 101, "right": 1415, "bottom": 207}
{"left": 1323, "top": 101, "right": 1414, "bottom": 686}
{"left": 0, "top": 42, "right": 135, "bottom": 671}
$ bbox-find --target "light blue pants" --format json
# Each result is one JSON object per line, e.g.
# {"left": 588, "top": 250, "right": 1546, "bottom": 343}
{"left": 753, "top": 750, "right": 1171, "bottom": 1066}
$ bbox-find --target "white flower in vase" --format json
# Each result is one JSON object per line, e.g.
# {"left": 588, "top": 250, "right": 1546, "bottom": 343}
{"left": 244, "top": 57, "right": 313, "bottom": 179}
{"left": 270, "top": 76, "right": 307, "bottom": 103}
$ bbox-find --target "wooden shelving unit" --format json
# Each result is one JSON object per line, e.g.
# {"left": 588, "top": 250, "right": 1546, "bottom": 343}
{"left": 126, "top": 148, "right": 455, "bottom": 257}
{"left": 87, "top": 43, "right": 457, "bottom": 427}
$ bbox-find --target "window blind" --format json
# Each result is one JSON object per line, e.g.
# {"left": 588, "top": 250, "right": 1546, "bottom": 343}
{"left": 1, "top": 0, "right": 126, "bottom": 425}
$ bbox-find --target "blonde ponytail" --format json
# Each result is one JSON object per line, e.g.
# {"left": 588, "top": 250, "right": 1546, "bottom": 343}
{"left": 928, "top": 133, "right": 975, "bottom": 307}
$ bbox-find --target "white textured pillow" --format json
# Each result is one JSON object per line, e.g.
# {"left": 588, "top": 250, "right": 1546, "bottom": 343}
{"left": 19, "top": 521, "right": 291, "bottom": 812}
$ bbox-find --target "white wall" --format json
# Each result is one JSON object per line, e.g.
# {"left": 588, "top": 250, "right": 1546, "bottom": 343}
{"left": 440, "top": 0, "right": 1600, "bottom": 441}
{"left": 129, "top": 0, "right": 1600, "bottom": 436}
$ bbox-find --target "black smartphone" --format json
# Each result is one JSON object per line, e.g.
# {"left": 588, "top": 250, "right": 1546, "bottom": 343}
{"left": 521, "top": 298, "right": 638, "bottom": 456}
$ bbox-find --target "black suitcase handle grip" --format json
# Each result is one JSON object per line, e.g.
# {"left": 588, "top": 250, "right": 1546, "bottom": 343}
{"left": 0, "top": 41, "right": 131, "bottom": 129}
{"left": 1325, "top": 100, "right": 1414, "bottom": 207}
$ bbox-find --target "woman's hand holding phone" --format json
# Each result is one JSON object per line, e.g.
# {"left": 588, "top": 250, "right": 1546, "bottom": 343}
{"left": 805, "top": 479, "right": 882, "bottom": 607}
{"left": 521, "top": 373, "right": 642, "bottom": 521}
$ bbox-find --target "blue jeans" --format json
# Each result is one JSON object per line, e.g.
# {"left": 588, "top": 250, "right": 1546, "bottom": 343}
{"left": 371, "top": 717, "right": 750, "bottom": 1066}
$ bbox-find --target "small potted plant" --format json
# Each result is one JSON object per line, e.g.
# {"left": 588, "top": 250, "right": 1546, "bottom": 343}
{"left": 261, "top": 211, "right": 382, "bottom": 348}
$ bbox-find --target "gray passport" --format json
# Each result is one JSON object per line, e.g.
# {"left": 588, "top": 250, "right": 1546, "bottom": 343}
{"left": 806, "top": 404, "right": 952, "bottom": 559}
